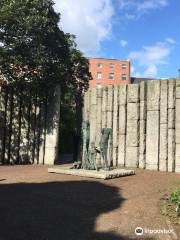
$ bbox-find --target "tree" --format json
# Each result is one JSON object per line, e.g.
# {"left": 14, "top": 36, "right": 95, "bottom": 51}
{"left": 0, "top": 0, "right": 91, "bottom": 163}
{"left": 0, "top": 0, "right": 91, "bottom": 95}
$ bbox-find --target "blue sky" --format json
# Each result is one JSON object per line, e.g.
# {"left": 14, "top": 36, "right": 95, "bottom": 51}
{"left": 54, "top": 0, "right": 180, "bottom": 78}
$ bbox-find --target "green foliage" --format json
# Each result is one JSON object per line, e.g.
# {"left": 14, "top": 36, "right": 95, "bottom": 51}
{"left": 171, "top": 189, "right": 180, "bottom": 207}
{"left": 0, "top": 0, "right": 91, "bottom": 96}
{"left": 0, "top": 0, "right": 91, "bottom": 160}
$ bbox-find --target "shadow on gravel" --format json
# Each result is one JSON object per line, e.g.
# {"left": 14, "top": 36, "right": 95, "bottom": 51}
{"left": 0, "top": 180, "right": 149, "bottom": 240}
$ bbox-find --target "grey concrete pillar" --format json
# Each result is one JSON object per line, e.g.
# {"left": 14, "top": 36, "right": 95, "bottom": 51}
{"left": 82, "top": 90, "right": 91, "bottom": 164}
{"left": 0, "top": 86, "right": 3, "bottom": 163}
{"left": 175, "top": 78, "right": 180, "bottom": 172}
{"left": 107, "top": 85, "right": 113, "bottom": 166}
{"left": 139, "top": 81, "right": 147, "bottom": 169}
{"left": 102, "top": 87, "right": 108, "bottom": 129}
{"left": 168, "top": 79, "right": 175, "bottom": 172}
{"left": 5, "top": 90, "right": 11, "bottom": 163}
{"left": 43, "top": 86, "right": 61, "bottom": 165}
{"left": 95, "top": 87, "right": 102, "bottom": 165}
{"left": 21, "top": 101, "right": 33, "bottom": 164}
{"left": 146, "top": 80, "right": 160, "bottom": 170}
{"left": 118, "top": 85, "right": 127, "bottom": 166}
{"left": 126, "top": 84, "right": 140, "bottom": 167}
{"left": 89, "top": 88, "right": 97, "bottom": 146}
{"left": 112, "top": 86, "right": 119, "bottom": 166}
{"left": 107, "top": 85, "right": 113, "bottom": 128}
{"left": 159, "top": 80, "right": 168, "bottom": 171}
{"left": 33, "top": 105, "right": 40, "bottom": 165}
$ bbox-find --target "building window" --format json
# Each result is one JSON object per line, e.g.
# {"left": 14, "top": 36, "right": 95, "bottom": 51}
{"left": 97, "top": 72, "right": 102, "bottom": 79}
{"left": 122, "top": 74, "right": 127, "bottom": 80}
{"left": 109, "top": 73, "right": 114, "bottom": 80}
{"left": 122, "top": 64, "right": 127, "bottom": 69}
{"left": 97, "top": 63, "right": 102, "bottom": 68}
{"left": 110, "top": 63, "right": 114, "bottom": 69}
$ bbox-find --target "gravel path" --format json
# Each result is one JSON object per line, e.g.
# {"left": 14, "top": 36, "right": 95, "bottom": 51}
{"left": 0, "top": 165, "right": 180, "bottom": 240}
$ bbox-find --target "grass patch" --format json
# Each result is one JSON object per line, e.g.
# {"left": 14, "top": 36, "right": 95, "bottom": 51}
{"left": 171, "top": 189, "right": 180, "bottom": 207}
{"left": 159, "top": 189, "right": 180, "bottom": 225}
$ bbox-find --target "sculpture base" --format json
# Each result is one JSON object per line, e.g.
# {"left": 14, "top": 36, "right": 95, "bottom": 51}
{"left": 48, "top": 167, "right": 135, "bottom": 180}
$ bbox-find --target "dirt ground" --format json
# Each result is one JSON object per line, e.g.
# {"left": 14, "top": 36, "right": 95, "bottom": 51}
{"left": 0, "top": 165, "right": 180, "bottom": 240}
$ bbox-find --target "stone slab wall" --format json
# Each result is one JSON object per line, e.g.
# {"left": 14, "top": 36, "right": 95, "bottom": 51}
{"left": 83, "top": 78, "right": 180, "bottom": 172}
{"left": 0, "top": 85, "right": 61, "bottom": 165}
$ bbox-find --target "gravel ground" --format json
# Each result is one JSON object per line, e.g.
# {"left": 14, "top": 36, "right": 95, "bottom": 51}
{"left": 0, "top": 165, "right": 180, "bottom": 240}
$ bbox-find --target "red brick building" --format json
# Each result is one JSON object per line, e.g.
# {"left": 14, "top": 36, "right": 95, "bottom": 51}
{"left": 88, "top": 58, "right": 131, "bottom": 88}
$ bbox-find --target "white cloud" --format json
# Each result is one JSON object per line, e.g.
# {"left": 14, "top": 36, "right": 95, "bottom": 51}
{"left": 128, "top": 39, "right": 175, "bottom": 78}
{"left": 119, "top": 0, "right": 169, "bottom": 19}
{"left": 137, "top": 0, "right": 168, "bottom": 12}
{"left": 165, "top": 37, "right": 176, "bottom": 44}
{"left": 129, "top": 42, "right": 170, "bottom": 66}
{"left": 54, "top": 0, "right": 114, "bottom": 54}
{"left": 144, "top": 65, "right": 158, "bottom": 78}
{"left": 120, "top": 39, "right": 128, "bottom": 47}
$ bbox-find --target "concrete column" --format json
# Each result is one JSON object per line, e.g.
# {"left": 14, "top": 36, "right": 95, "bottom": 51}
{"left": 107, "top": 85, "right": 114, "bottom": 165}
{"left": 0, "top": 86, "right": 3, "bottom": 164}
{"left": 107, "top": 85, "right": 113, "bottom": 166}
{"left": 168, "top": 79, "right": 175, "bottom": 172}
{"left": 38, "top": 114, "right": 45, "bottom": 165}
{"left": 146, "top": 81, "right": 160, "bottom": 170}
{"left": 118, "top": 85, "right": 127, "bottom": 166}
{"left": 112, "top": 86, "right": 119, "bottom": 166}
{"left": 44, "top": 86, "right": 61, "bottom": 165}
{"left": 89, "top": 88, "right": 97, "bottom": 146}
{"left": 102, "top": 87, "right": 108, "bottom": 129}
{"left": 107, "top": 85, "right": 113, "bottom": 128}
{"left": 159, "top": 80, "right": 168, "bottom": 171}
{"left": 81, "top": 91, "right": 88, "bottom": 165}
{"left": 126, "top": 84, "right": 140, "bottom": 167}
{"left": 34, "top": 104, "right": 39, "bottom": 164}
{"left": 5, "top": 89, "right": 11, "bottom": 163}
{"left": 139, "top": 81, "right": 147, "bottom": 169}
{"left": 19, "top": 97, "right": 32, "bottom": 164}
{"left": 175, "top": 78, "right": 180, "bottom": 172}
{"left": 95, "top": 87, "right": 102, "bottom": 165}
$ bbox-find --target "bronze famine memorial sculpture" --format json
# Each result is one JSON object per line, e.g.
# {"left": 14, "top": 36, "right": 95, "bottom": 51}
{"left": 72, "top": 120, "right": 112, "bottom": 171}
{"left": 99, "top": 128, "right": 112, "bottom": 171}
{"left": 49, "top": 121, "right": 135, "bottom": 178}
{"left": 87, "top": 142, "right": 97, "bottom": 170}
{"left": 81, "top": 121, "right": 97, "bottom": 170}
{"left": 80, "top": 120, "right": 112, "bottom": 171}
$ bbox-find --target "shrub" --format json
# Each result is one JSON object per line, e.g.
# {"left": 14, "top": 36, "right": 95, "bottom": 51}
{"left": 171, "top": 189, "right": 180, "bottom": 207}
